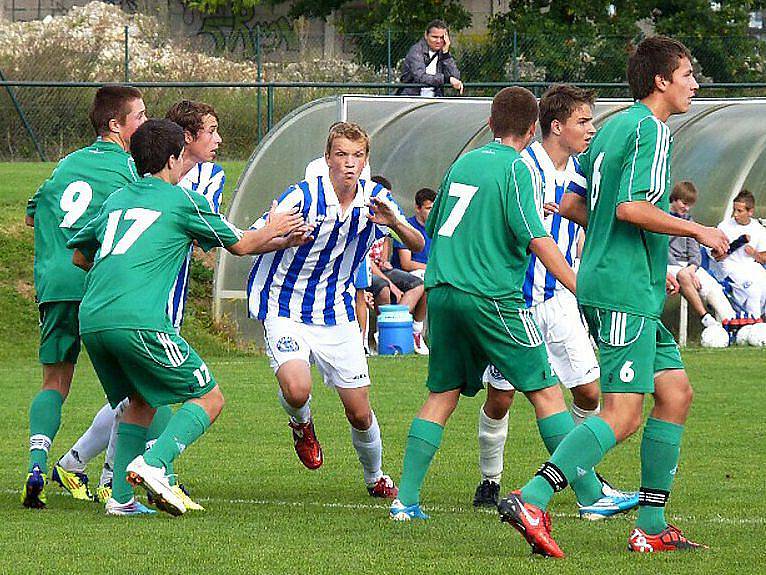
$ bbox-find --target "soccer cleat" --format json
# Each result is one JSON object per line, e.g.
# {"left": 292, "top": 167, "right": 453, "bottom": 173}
{"left": 289, "top": 419, "right": 323, "bottom": 470}
{"left": 21, "top": 464, "right": 47, "bottom": 509}
{"left": 367, "top": 475, "right": 398, "bottom": 499}
{"left": 95, "top": 482, "right": 112, "bottom": 504}
{"left": 172, "top": 484, "right": 205, "bottom": 511}
{"left": 52, "top": 463, "right": 93, "bottom": 501}
{"left": 389, "top": 498, "right": 429, "bottom": 521}
{"left": 473, "top": 479, "right": 501, "bottom": 508}
{"left": 628, "top": 525, "right": 708, "bottom": 553}
{"left": 126, "top": 455, "right": 186, "bottom": 517}
{"left": 578, "top": 483, "right": 639, "bottom": 520}
{"left": 498, "top": 491, "right": 564, "bottom": 558}
{"left": 413, "top": 332, "right": 430, "bottom": 355}
{"left": 105, "top": 497, "right": 157, "bottom": 516}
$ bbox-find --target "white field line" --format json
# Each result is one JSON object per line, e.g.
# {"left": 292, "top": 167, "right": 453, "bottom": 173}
{"left": 6, "top": 488, "right": 759, "bottom": 526}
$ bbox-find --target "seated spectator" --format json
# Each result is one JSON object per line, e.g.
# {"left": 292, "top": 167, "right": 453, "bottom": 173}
{"left": 717, "top": 189, "right": 766, "bottom": 318}
{"left": 392, "top": 187, "right": 435, "bottom": 280}
{"left": 667, "top": 181, "right": 735, "bottom": 326}
{"left": 399, "top": 19, "right": 463, "bottom": 97}
{"left": 368, "top": 176, "right": 429, "bottom": 354}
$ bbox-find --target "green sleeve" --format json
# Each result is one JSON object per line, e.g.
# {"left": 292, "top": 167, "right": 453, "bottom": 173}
{"left": 505, "top": 159, "right": 547, "bottom": 249}
{"left": 26, "top": 181, "right": 46, "bottom": 219}
{"left": 67, "top": 211, "right": 102, "bottom": 260}
{"left": 181, "top": 187, "right": 242, "bottom": 251}
{"left": 618, "top": 117, "right": 671, "bottom": 205}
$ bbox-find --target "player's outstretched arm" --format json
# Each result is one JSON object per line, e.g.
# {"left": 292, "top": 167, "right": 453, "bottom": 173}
{"left": 368, "top": 197, "right": 425, "bottom": 253}
{"left": 559, "top": 192, "right": 588, "bottom": 228}
{"left": 616, "top": 200, "right": 729, "bottom": 258}
{"left": 228, "top": 203, "right": 309, "bottom": 256}
{"left": 529, "top": 236, "right": 576, "bottom": 295}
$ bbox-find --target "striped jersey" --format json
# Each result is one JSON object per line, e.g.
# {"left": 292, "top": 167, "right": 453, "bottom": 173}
{"left": 167, "top": 162, "right": 226, "bottom": 330}
{"left": 522, "top": 141, "right": 587, "bottom": 307}
{"left": 578, "top": 101, "right": 673, "bottom": 319}
{"left": 247, "top": 176, "right": 406, "bottom": 325}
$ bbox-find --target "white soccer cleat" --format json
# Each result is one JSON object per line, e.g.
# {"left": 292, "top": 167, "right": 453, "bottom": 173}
{"left": 105, "top": 496, "right": 157, "bottom": 516}
{"left": 413, "top": 332, "right": 429, "bottom": 355}
{"left": 126, "top": 455, "right": 186, "bottom": 516}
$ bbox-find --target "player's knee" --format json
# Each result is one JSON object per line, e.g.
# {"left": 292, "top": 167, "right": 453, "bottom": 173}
{"left": 484, "top": 389, "right": 514, "bottom": 419}
{"left": 345, "top": 406, "right": 372, "bottom": 430}
{"left": 573, "top": 384, "right": 600, "bottom": 411}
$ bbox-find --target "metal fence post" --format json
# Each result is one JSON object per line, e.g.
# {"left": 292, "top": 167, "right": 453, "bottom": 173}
{"left": 512, "top": 29, "right": 518, "bottom": 82}
{"left": 387, "top": 28, "right": 392, "bottom": 94}
{"left": 0, "top": 68, "right": 46, "bottom": 161}
{"left": 124, "top": 25, "right": 130, "bottom": 82}
{"left": 267, "top": 84, "right": 274, "bottom": 131}
{"left": 256, "top": 25, "right": 262, "bottom": 143}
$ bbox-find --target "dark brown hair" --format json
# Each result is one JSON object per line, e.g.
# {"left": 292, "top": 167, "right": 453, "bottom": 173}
{"left": 733, "top": 189, "right": 755, "bottom": 210}
{"left": 89, "top": 85, "right": 142, "bottom": 137}
{"left": 165, "top": 100, "right": 218, "bottom": 138}
{"left": 415, "top": 187, "right": 436, "bottom": 207}
{"left": 539, "top": 84, "right": 596, "bottom": 138}
{"left": 627, "top": 36, "right": 692, "bottom": 100}
{"left": 670, "top": 181, "right": 699, "bottom": 204}
{"left": 490, "top": 86, "right": 538, "bottom": 139}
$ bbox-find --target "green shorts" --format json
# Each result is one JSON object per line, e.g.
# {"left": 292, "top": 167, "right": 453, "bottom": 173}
{"left": 39, "top": 301, "right": 81, "bottom": 365}
{"left": 581, "top": 306, "right": 684, "bottom": 394}
{"left": 426, "top": 285, "right": 557, "bottom": 397}
{"left": 81, "top": 329, "right": 217, "bottom": 408}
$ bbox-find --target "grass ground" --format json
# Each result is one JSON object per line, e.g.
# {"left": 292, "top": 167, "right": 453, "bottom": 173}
{"left": 0, "top": 163, "right": 764, "bottom": 574}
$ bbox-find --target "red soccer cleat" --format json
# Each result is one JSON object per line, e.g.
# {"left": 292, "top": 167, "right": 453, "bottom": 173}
{"left": 289, "top": 419, "right": 323, "bottom": 470}
{"left": 498, "top": 491, "right": 565, "bottom": 558}
{"left": 367, "top": 475, "right": 398, "bottom": 499}
{"left": 628, "top": 525, "right": 708, "bottom": 553}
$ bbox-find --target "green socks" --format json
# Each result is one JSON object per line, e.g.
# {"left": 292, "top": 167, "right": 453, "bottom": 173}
{"left": 143, "top": 403, "right": 210, "bottom": 471}
{"left": 28, "top": 389, "right": 64, "bottom": 473}
{"left": 146, "top": 405, "right": 175, "bottom": 485}
{"left": 112, "top": 423, "right": 148, "bottom": 504}
{"left": 636, "top": 417, "right": 684, "bottom": 535}
{"left": 522, "top": 415, "right": 616, "bottom": 510}
{"left": 536, "top": 411, "right": 605, "bottom": 507}
{"left": 397, "top": 418, "right": 444, "bottom": 506}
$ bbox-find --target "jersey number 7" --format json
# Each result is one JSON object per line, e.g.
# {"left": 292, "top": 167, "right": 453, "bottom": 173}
{"left": 437, "top": 182, "right": 478, "bottom": 237}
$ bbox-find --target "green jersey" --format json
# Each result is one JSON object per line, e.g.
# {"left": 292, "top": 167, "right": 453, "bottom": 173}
{"left": 424, "top": 141, "right": 547, "bottom": 303}
{"left": 26, "top": 139, "right": 138, "bottom": 304}
{"left": 67, "top": 177, "right": 242, "bottom": 334}
{"left": 578, "top": 101, "right": 673, "bottom": 319}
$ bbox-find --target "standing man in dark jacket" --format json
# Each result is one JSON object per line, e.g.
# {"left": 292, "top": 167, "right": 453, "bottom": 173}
{"left": 399, "top": 20, "right": 463, "bottom": 97}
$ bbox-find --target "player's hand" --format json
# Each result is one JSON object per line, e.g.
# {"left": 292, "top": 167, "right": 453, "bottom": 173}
{"left": 744, "top": 245, "right": 757, "bottom": 258}
{"left": 450, "top": 77, "right": 464, "bottom": 94}
{"left": 443, "top": 30, "right": 451, "bottom": 53}
{"left": 282, "top": 224, "right": 315, "bottom": 248}
{"left": 388, "top": 281, "right": 404, "bottom": 301}
{"left": 695, "top": 226, "right": 729, "bottom": 260}
{"left": 368, "top": 196, "right": 399, "bottom": 227}
{"left": 364, "top": 291, "right": 375, "bottom": 309}
{"left": 266, "top": 201, "right": 304, "bottom": 237}
{"left": 691, "top": 273, "right": 701, "bottom": 290}
{"left": 666, "top": 273, "right": 680, "bottom": 295}
{"left": 380, "top": 260, "right": 393, "bottom": 272}
{"left": 543, "top": 202, "right": 559, "bottom": 217}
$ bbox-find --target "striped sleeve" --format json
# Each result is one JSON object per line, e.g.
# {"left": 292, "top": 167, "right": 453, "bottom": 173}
{"left": 505, "top": 158, "right": 548, "bottom": 249}
{"left": 370, "top": 184, "right": 407, "bottom": 240}
{"left": 566, "top": 155, "right": 588, "bottom": 197}
{"left": 619, "top": 116, "right": 671, "bottom": 205}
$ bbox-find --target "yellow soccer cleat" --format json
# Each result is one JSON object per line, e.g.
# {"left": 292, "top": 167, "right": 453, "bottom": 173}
{"left": 172, "top": 484, "right": 205, "bottom": 511}
{"left": 52, "top": 463, "right": 93, "bottom": 501}
{"left": 95, "top": 482, "right": 112, "bottom": 504}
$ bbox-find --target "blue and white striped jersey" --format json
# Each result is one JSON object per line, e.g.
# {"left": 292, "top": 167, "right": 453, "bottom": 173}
{"left": 167, "top": 162, "right": 226, "bottom": 330}
{"left": 522, "top": 141, "right": 587, "bottom": 307}
{"left": 247, "top": 176, "right": 406, "bottom": 325}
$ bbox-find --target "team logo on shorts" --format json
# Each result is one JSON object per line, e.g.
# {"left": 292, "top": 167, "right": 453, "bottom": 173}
{"left": 488, "top": 365, "right": 504, "bottom": 380}
{"left": 276, "top": 336, "right": 300, "bottom": 353}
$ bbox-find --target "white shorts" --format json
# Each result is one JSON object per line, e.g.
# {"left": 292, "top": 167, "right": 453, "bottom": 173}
{"left": 483, "top": 292, "right": 599, "bottom": 391}
{"left": 263, "top": 316, "right": 370, "bottom": 389}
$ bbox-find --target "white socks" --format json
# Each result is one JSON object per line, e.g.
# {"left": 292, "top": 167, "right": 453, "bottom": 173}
{"left": 413, "top": 320, "right": 424, "bottom": 335}
{"left": 478, "top": 406, "right": 509, "bottom": 483}
{"left": 571, "top": 402, "right": 600, "bottom": 426}
{"left": 278, "top": 388, "right": 311, "bottom": 424}
{"left": 58, "top": 402, "right": 116, "bottom": 473}
{"left": 351, "top": 411, "right": 383, "bottom": 485}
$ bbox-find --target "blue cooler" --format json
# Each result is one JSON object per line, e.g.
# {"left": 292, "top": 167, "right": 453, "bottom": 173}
{"left": 377, "top": 304, "right": 414, "bottom": 355}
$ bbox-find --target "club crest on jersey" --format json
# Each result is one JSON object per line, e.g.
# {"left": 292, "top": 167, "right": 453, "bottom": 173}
{"left": 276, "top": 336, "right": 300, "bottom": 353}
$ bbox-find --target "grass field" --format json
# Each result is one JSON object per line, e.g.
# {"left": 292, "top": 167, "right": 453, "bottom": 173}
{"left": 0, "top": 163, "right": 764, "bottom": 574}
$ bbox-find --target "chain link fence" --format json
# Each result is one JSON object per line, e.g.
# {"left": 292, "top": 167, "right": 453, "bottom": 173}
{"left": 2, "top": 17, "right": 766, "bottom": 161}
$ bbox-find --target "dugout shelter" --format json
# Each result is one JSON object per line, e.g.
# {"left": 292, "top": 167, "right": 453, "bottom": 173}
{"left": 214, "top": 95, "right": 766, "bottom": 346}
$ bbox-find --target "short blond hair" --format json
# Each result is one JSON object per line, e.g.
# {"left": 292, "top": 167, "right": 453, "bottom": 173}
{"left": 325, "top": 122, "right": 370, "bottom": 157}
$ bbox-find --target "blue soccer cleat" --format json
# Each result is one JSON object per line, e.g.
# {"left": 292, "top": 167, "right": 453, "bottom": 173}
{"left": 579, "top": 483, "right": 639, "bottom": 520}
{"left": 389, "top": 498, "right": 429, "bottom": 521}
{"left": 21, "top": 464, "right": 47, "bottom": 509}
{"left": 105, "top": 497, "right": 157, "bottom": 516}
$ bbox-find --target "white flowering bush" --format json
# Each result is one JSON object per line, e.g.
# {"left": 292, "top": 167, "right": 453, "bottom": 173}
{"left": 0, "top": 2, "right": 385, "bottom": 159}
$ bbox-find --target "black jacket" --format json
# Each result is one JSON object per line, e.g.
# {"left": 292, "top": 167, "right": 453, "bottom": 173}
{"left": 398, "top": 37, "right": 461, "bottom": 96}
